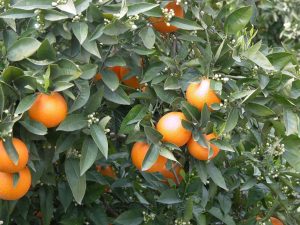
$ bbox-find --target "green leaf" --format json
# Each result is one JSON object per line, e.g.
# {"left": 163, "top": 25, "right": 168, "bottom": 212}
{"left": 58, "top": 182, "right": 73, "bottom": 212}
{"left": 141, "top": 144, "right": 159, "bottom": 171}
{"left": 127, "top": 3, "right": 159, "bottom": 16}
{"left": 90, "top": 124, "right": 108, "bottom": 159}
{"left": 84, "top": 87, "right": 104, "bottom": 114}
{"left": 200, "top": 104, "right": 211, "bottom": 127}
{"left": 7, "top": 37, "right": 41, "bottom": 61}
{"left": 153, "top": 85, "right": 177, "bottom": 104}
{"left": 240, "top": 178, "right": 256, "bottom": 191}
{"left": 164, "top": 76, "right": 180, "bottom": 90}
{"left": 141, "top": 63, "right": 164, "bottom": 83}
{"left": 246, "top": 103, "right": 275, "bottom": 117}
{"left": 160, "top": 148, "right": 178, "bottom": 162}
{"left": 80, "top": 137, "right": 98, "bottom": 176}
{"left": 114, "top": 209, "right": 143, "bottom": 225}
{"left": 37, "top": 39, "right": 56, "bottom": 61}
{"left": 291, "top": 80, "right": 300, "bottom": 99}
{"left": 57, "top": 114, "right": 88, "bottom": 131}
{"left": 69, "top": 80, "right": 90, "bottom": 113}
{"left": 224, "top": 108, "right": 239, "bottom": 132}
{"left": 132, "top": 47, "right": 156, "bottom": 55}
{"left": 85, "top": 205, "right": 108, "bottom": 225}
{"left": 3, "top": 138, "right": 19, "bottom": 165}
{"left": 2, "top": 66, "right": 24, "bottom": 83}
{"left": 80, "top": 64, "right": 98, "bottom": 80}
{"left": 283, "top": 136, "right": 300, "bottom": 172}
{"left": 170, "top": 17, "right": 203, "bottom": 30}
{"left": 15, "top": 94, "right": 37, "bottom": 115}
{"left": 65, "top": 159, "right": 86, "bottom": 204}
{"left": 104, "top": 21, "right": 129, "bottom": 36}
{"left": 283, "top": 109, "right": 299, "bottom": 136}
{"left": 82, "top": 39, "right": 101, "bottom": 58}
{"left": 44, "top": 9, "right": 68, "bottom": 21}
{"left": 211, "top": 140, "right": 234, "bottom": 152}
{"left": 54, "top": 81, "right": 74, "bottom": 92}
{"left": 0, "top": 8, "right": 34, "bottom": 19}
{"left": 90, "top": 24, "right": 105, "bottom": 41}
{"left": 267, "top": 52, "right": 294, "bottom": 71}
{"left": 105, "top": 56, "right": 126, "bottom": 67}
{"left": 12, "top": 0, "right": 53, "bottom": 10}
{"left": 224, "top": 6, "right": 253, "bottom": 34}
{"left": 56, "top": 0, "right": 77, "bottom": 15}
{"left": 0, "top": 84, "right": 5, "bottom": 116}
{"left": 101, "top": 69, "right": 120, "bottom": 91}
{"left": 207, "top": 162, "right": 228, "bottom": 190}
{"left": 72, "top": 22, "right": 88, "bottom": 44}
{"left": 39, "top": 187, "right": 54, "bottom": 225}
{"left": 139, "top": 27, "right": 155, "bottom": 49}
{"left": 181, "top": 101, "right": 201, "bottom": 122}
{"left": 75, "top": 0, "right": 92, "bottom": 14}
{"left": 183, "top": 198, "right": 194, "bottom": 221}
{"left": 119, "top": 105, "right": 147, "bottom": 134}
{"left": 103, "top": 86, "right": 130, "bottom": 105}
{"left": 144, "top": 126, "right": 162, "bottom": 144}
{"left": 157, "top": 189, "right": 182, "bottom": 204}
{"left": 242, "top": 42, "right": 274, "bottom": 70}
{"left": 20, "top": 120, "right": 48, "bottom": 135}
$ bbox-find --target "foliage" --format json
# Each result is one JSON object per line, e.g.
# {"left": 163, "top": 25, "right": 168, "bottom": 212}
{"left": 0, "top": 0, "right": 299, "bottom": 225}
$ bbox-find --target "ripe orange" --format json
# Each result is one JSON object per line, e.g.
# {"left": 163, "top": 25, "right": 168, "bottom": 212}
{"left": 257, "top": 216, "right": 284, "bottom": 225}
{"left": 96, "top": 165, "right": 117, "bottom": 179}
{"left": 187, "top": 133, "right": 220, "bottom": 160}
{"left": 29, "top": 92, "right": 68, "bottom": 128}
{"left": 149, "top": 1, "right": 184, "bottom": 33}
{"left": 270, "top": 217, "right": 284, "bottom": 225}
{"left": 94, "top": 73, "right": 102, "bottom": 81}
{"left": 0, "top": 167, "right": 31, "bottom": 201}
{"left": 111, "top": 66, "right": 140, "bottom": 89}
{"left": 156, "top": 112, "right": 191, "bottom": 147}
{"left": 160, "top": 164, "right": 183, "bottom": 185}
{"left": 95, "top": 66, "right": 140, "bottom": 89}
{"left": 131, "top": 142, "right": 167, "bottom": 173}
{"left": 186, "top": 79, "right": 221, "bottom": 111}
{"left": 0, "top": 138, "right": 29, "bottom": 173}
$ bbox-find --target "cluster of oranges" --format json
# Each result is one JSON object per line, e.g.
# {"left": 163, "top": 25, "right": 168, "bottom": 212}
{"left": 0, "top": 86, "right": 68, "bottom": 201}
{"left": 0, "top": 138, "right": 31, "bottom": 200}
{"left": 130, "top": 78, "right": 221, "bottom": 185}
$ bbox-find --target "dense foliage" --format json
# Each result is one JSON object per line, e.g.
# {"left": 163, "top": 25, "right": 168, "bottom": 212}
{"left": 0, "top": 0, "right": 299, "bottom": 225}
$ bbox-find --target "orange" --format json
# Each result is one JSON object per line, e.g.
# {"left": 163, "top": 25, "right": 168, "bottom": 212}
{"left": 0, "top": 167, "right": 31, "bottom": 201}
{"left": 186, "top": 79, "right": 221, "bottom": 111}
{"left": 156, "top": 112, "right": 191, "bottom": 147}
{"left": 94, "top": 73, "right": 102, "bottom": 81}
{"left": 96, "top": 165, "right": 117, "bottom": 179}
{"left": 149, "top": 1, "right": 184, "bottom": 33}
{"left": 187, "top": 133, "right": 220, "bottom": 160}
{"left": 131, "top": 142, "right": 167, "bottom": 173}
{"left": 257, "top": 216, "right": 284, "bottom": 225}
{"left": 29, "top": 92, "right": 68, "bottom": 128}
{"left": 160, "top": 164, "right": 183, "bottom": 185}
{"left": 0, "top": 138, "right": 29, "bottom": 173}
{"left": 270, "top": 217, "right": 284, "bottom": 225}
{"left": 111, "top": 66, "right": 140, "bottom": 89}
{"left": 95, "top": 66, "right": 140, "bottom": 89}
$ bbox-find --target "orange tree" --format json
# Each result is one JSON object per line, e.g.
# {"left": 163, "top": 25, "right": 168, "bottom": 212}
{"left": 0, "top": 0, "right": 299, "bottom": 225}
